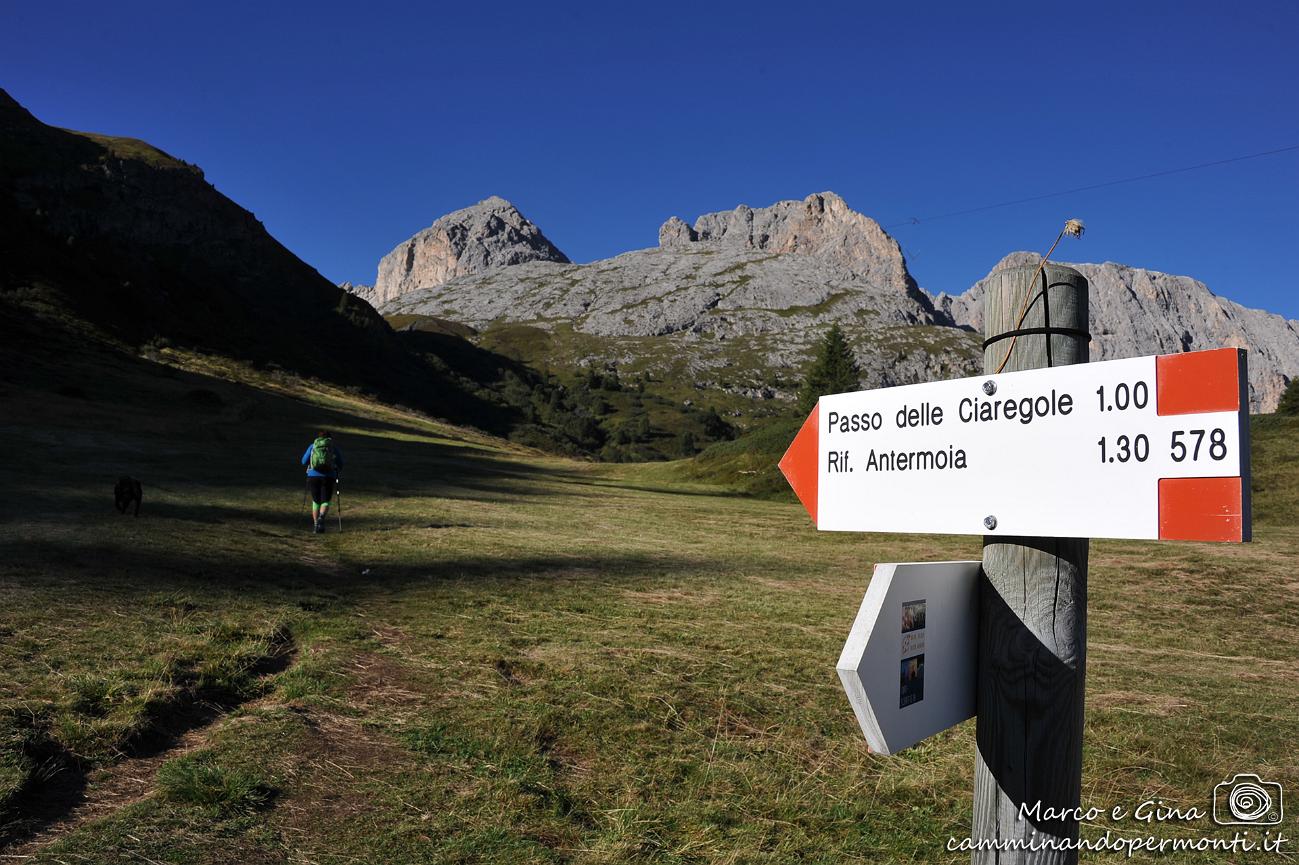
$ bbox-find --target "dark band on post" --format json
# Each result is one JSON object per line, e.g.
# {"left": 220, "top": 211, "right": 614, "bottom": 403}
{"left": 982, "top": 327, "right": 1092, "bottom": 350}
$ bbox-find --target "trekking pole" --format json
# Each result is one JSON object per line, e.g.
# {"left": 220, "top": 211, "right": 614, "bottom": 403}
{"left": 335, "top": 477, "right": 343, "bottom": 533}
{"left": 301, "top": 477, "right": 308, "bottom": 517}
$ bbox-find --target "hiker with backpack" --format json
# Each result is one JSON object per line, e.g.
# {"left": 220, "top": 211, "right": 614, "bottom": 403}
{"left": 301, "top": 430, "right": 343, "bottom": 534}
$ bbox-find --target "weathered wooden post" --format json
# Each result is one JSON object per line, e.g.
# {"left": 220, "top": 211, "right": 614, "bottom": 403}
{"left": 972, "top": 263, "right": 1089, "bottom": 863}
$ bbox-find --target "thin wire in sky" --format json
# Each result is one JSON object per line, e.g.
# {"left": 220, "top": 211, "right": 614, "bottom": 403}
{"left": 885, "top": 144, "right": 1299, "bottom": 229}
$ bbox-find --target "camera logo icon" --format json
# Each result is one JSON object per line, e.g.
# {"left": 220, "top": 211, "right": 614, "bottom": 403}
{"left": 1213, "top": 774, "right": 1283, "bottom": 826}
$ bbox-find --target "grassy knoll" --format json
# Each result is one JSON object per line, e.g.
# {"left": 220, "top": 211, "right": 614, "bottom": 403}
{"left": 665, "top": 418, "right": 804, "bottom": 498}
{"left": 1, "top": 343, "right": 1296, "bottom": 863}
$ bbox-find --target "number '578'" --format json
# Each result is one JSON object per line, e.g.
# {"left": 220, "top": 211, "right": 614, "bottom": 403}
{"left": 1170, "top": 429, "right": 1228, "bottom": 462}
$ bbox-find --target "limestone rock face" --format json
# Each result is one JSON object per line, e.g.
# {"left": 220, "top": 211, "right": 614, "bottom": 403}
{"left": 384, "top": 193, "right": 978, "bottom": 400}
{"left": 658, "top": 215, "right": 697, "bottom": 247}
{"left": 660, "top": 192, "right": 915, "bottom": 291}
{"left": 375, "top": 192, "right": 1299, "bottom": 412}
{"left": 937, "top": 253, "right": 1299, "bottom": 412}
{"left": 373, "top": 196, "right": 568, "bottom": 307}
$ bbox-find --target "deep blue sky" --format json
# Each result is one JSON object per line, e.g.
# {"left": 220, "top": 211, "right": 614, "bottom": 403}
{"left": 5, "top": 1, "right": 1298, "bottom": 317}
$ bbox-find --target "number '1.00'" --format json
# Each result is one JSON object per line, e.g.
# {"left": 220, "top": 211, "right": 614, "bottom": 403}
{"left": 1097, "top": 382, "right": 1149, "bottom": 412}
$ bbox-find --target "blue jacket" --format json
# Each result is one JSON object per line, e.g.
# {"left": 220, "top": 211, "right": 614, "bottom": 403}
{"left": 302, "top": 440, "right": 343, "bottom": 478}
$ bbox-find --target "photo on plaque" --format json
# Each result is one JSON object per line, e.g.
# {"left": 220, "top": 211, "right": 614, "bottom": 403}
{"left": 901, "top": 599, "right": 926, "bottom": 633}
{"left": 900, "top": 654, "right": 925, "bottom": 708}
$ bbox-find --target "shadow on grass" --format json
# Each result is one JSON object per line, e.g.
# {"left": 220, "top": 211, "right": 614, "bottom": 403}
{"left": 0, "top": 736, "right": 85, "bottom": 851}
{"left": 0, "top": 440, "right": 600, "bottom": 528}
{"left": 0, "top": 633, "right": 296, "bottom": 852}
{"left": 1, "top": 330, "right": 601, "bottom": 526}
{"left": 567, "top": 478, "right": 742, "bottom": 500}
{"left": 0, "top": 329, "right": 720, "bottom": 847}
{"left": 0, "top": 533, "right": 712, "bottom": 597}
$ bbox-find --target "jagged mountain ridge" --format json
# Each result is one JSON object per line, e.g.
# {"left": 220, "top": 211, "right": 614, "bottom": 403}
{"left": 936, "top": 253, "right": 1299, "bottom": 411}
{"left": 370, "top": 194, "right": 1299, "bottom": 412}
{"left": 381, "top": 193, "right": 974, "bottom": 399}
{"left": 659, "top": 191, "right": 928, "bottom": 306}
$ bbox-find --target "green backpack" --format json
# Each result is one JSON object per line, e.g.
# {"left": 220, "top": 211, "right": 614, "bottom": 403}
{"left": 309, "top": 437, "right": 335, "bottom": 473}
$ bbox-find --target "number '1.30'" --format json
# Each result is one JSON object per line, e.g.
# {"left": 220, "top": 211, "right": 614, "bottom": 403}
{"left": 1097, "top": 434, "right": 1150, "bottom": 463}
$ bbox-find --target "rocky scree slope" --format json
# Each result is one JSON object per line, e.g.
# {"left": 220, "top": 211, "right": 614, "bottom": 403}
{"left": 382, "top": 193, "right": 979, "bottom": 400}
{"left": 936, "top": 253, "right": 1299, "bottom": 412}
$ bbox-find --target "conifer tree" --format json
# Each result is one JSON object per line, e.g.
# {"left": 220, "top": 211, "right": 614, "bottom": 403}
{"left": 1278, "top": 376, "right": 1299, "bottom": 416}
{"left": 798, "top": 323, "right": 861, "bottom": 413}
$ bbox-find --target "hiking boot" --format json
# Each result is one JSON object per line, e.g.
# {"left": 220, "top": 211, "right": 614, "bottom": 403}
{"left": 313, "top": 520, "right": 323, "bottom": 534}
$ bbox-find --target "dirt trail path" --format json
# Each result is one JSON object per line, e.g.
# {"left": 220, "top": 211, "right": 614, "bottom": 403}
{"left": 7, "top": 711, "right": 227, "bottom": 858}
{"left": 4, "top": 664, "right": 295, "bottom": 858}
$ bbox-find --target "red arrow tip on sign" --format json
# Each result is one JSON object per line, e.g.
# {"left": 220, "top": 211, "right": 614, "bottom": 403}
{"left": 779, "top": 405, "right": 819, "bottom": 525}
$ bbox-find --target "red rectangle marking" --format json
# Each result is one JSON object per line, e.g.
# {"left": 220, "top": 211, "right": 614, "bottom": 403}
{"left": 1155, "top": 348, "right": 1243, "bottom": 416}
{"left": 1158, "top": 477, "right": 1244, "bottom": 542}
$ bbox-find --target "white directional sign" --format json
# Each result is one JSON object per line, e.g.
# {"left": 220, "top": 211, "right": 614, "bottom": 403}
{"left": 838, "top": 561, "right": 980, "bottom": 755}
{"left": 780, "top": 347, "right": 1251, "bottom": 542}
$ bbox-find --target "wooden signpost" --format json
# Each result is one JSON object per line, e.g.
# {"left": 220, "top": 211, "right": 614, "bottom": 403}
{"left": 780, "top": 263, "right": 1253, "bottom": 863}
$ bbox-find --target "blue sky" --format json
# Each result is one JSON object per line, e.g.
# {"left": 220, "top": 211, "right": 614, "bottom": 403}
{"left": 5, "top": 1, "right": 1298, "bottom": 317}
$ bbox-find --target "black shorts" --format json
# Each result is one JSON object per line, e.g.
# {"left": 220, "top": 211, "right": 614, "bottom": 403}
{"left": 307, "top": 476, "right": 336, "bottom": 505}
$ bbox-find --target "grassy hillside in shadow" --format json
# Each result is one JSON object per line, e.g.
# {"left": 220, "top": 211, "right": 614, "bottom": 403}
{"left": 0, "top": 89, "right": 415, "bottom": 396}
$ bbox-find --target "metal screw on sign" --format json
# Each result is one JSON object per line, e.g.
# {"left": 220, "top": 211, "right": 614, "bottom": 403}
{"left": 982, "top": 380, "right": 997, "bottom": 396}
{"left": 983, "top": 515, "right": 998, "bottom": 530}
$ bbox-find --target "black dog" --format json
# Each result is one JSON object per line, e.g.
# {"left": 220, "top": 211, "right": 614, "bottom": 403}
{"left": 114, "top": 476, "right": 142, "bottom": 516}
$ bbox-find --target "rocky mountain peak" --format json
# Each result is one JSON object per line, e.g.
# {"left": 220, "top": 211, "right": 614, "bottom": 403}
{"left": 373, "top": 196, "right": 569, "bottom": 307}
{"left": 657, "top": 215, "right": 697, "bottom": 246}
{"left": 658, "top": 191, "right": 911, "bottom": 289}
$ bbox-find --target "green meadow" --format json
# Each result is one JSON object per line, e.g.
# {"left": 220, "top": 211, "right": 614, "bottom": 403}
{"left": 1, "top": 344, "right": 1296, "bottom": 863}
